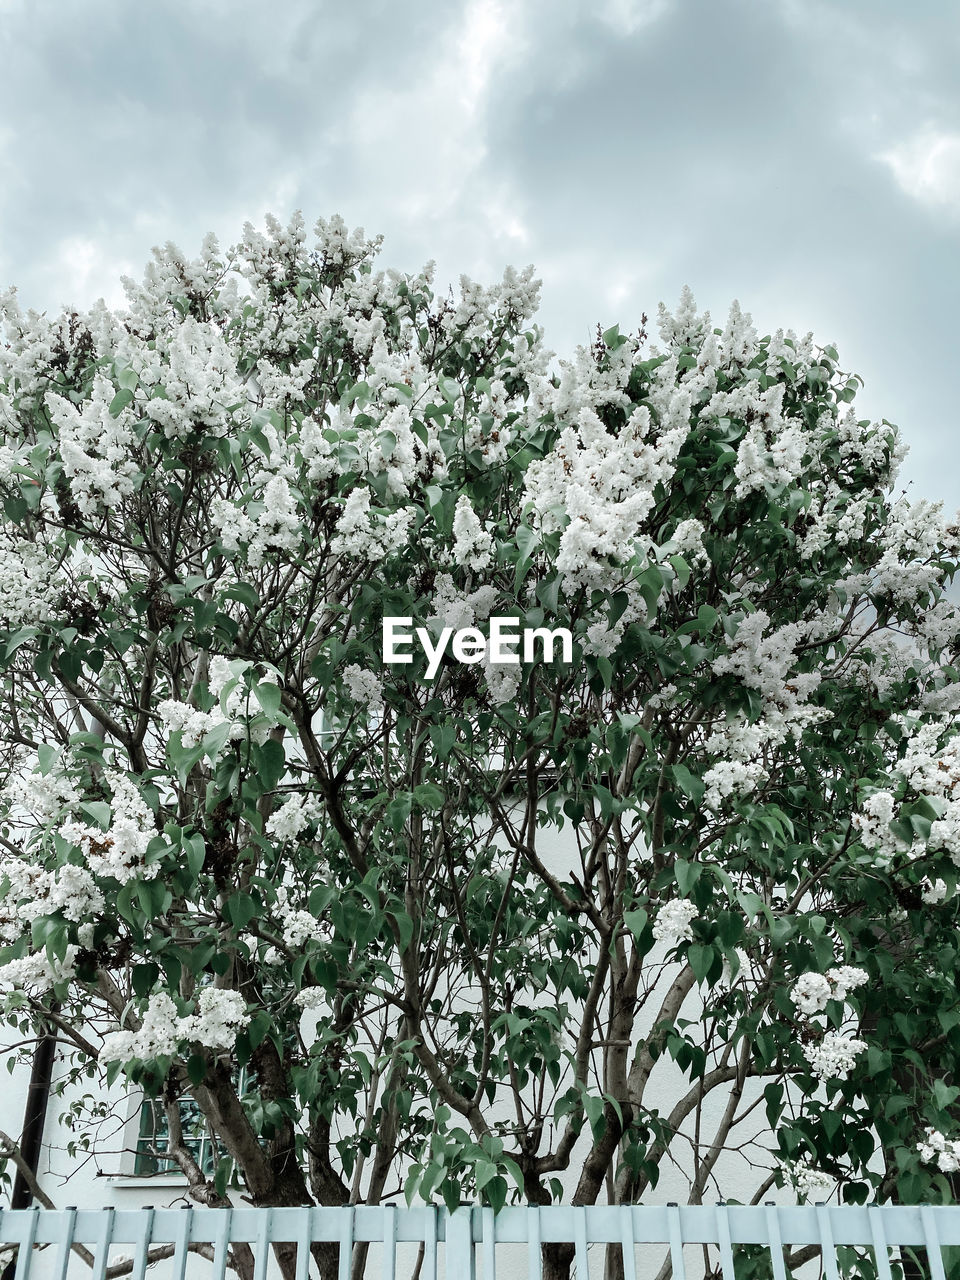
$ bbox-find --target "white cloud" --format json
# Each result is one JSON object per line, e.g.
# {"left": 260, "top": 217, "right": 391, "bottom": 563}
{"left": 597, "top": 0, "right": 672, "bottom": 37}
{"left": 339, "top": 0, "right": 528, "bottom": 225}
{"left": 880, "top": 128, "right": 960, "bottom": 214}
{"left": 46, "top": 237, "right": 134, "bottom": 310}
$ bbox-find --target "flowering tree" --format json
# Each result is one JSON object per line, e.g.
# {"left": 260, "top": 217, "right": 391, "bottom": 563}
{"left": 1, "top": 213, "right": 959, "bottom": 1280}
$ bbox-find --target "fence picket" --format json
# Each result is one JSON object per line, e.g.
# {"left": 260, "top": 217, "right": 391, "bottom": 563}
{"left": 11, "top": 1208, "right": 38, "bottom": 1280}
{"left": 868, "top": 1205, "right": 895, "bottom": 1280}
{"left": 921, "top": 1207, "right": 947, "bottom": 1280}
{"left": 131, "top": 1208, "right": 153, "bottom": 1280}
{"left": 481, "top": 1207, "right": 496, "bottom": 1280}
{"left": 53, "top": 1207, "right": 75, "bottom": 1280}
{"left": 1, "top": 1202, "right": 959, "bottom": 1279}
{"left": 381, "top": 1205, "right": 396, "bottom": 1280}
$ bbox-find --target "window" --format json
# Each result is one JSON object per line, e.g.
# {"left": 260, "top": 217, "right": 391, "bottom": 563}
{"left": 133, "top": 1069, "right": 248, "bottom": 1176}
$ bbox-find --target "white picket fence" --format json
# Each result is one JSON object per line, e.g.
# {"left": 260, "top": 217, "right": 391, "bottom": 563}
{"left": 0, "top": 1204, "right": 958, "bottom": 1280}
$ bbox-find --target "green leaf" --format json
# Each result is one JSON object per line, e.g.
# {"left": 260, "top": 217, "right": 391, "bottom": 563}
{"left": 80, "top": 800, "right": 112, "bottom": 830}
{"left": 623, "top": 909, "right": 648, "bottom": 940}
{"left": 688, "top": 944, "right": 715, "bottom": 983}
{"left": 668, "top": 555, "right": 691, "bottom": 589}
{"left": 109, "top": 387, "right": 134, "bottom": 417}
{"left": 253, "top": 681, "right": 282, "bottom": 719}
{"left": 515, "top": 524, "right": 539, "bottom": 565}
{"left": 254, "top": 738, "right": 286, "bottom": 791}
{"left": 387, "top": 793, "right": 413, "bottom": 832}
{"left": 671, "top": 764, "right": 705, "bottom": 804}
{"left": 674, "top": 860, "right": 702, "bottom": 896}
{"left": 413, "top": 782, "right": 446, "bottom": 811}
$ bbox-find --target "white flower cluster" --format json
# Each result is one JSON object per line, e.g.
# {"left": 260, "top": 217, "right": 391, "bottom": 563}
{"left": 703, "top": 381, "right": 807, "bottom": 500}
{"left": 143, "top": 316, "right": 243, "bottom": 439}
{"left": 45, "top": 373, "right": 139, "bottom": 516}
{"left": 428, "top": 574, "right": 498, "bottom": 633}
{"left": 853, "top": 718, "right": 960, "bottom": 870}
{"left": 523, "top": 394, "right": 688, "bottom": 593}
{"left": 0, "top": 529, "right": 61, "bottom": 627}
{"left": 3, "top": 755, "right": 79, "bottom": 827}
{"left": 917, "top": 1127, "right": 960, "bottom": 1174}
{"left": 656, "top": 285, "right": 711, "bottom": 351}
{"left": 712, "top": 610, "right": 819, "bottom": 710}
{"left": 702, "top": 759, "right": 764, "bottom": 812}
{"left": 802, "top": 1030, "right": 867, "bottom": 1081}
{"left": 835, "top": 498, "right": 960, "bottom": 610}
{"left": 791, "top": 966, "right": 868, "bottom": 1016}
{"left": 0, "top": 858, "right": 104, "bottom": 944}
{"left": 668, "top": 518, "right": 709, "bottom": 567}
{"left": 331, "top": 487, "right": 414, "bottom": 561}
{"left": 265, "top": 792, "right": 323, "bottom": 844}
{"left": 778, "top": 1156, "right": 833, "bottom": 1203}
{"left": 60, "top": 771, "right": 158, "bottom": 884}
{"left": 652, "top": 899, "right": 698, "bottom": 947}
{"left": 209, "top": 474, "right": 302, "bottom": 568}
{"left": 350, "top": 403, "right": 446, "bottom": 499}
{"left": 851, "top": 789, "right": 902, "bottom": 863}
{"left": 921, "top": 877, "right": 949, "bottom": 904}
{"left": 451, "top": 495, "right": 494, "bottom": 571}
{"left": 342, "top": 664, "right": 385, "bottom": 717}
{"left": 157, "top": 699, "right": 228, "bottom": 750}
{"left": 100, "top": 987, "right": 249, "bottom": 1063}
{"left": 0, "top": 944, "right": 78, "bottom": 995}
{"left": 295, "top": 987, "right": 326, "bottom": 1011}
{"left": 281, "top": 910, "right": 327, "bottom": 950}
{"left": 482, "top": 653, "right": 522, "bottom": 707}
{"left": 158, "top": 658, "right": 282, "bottom": 750}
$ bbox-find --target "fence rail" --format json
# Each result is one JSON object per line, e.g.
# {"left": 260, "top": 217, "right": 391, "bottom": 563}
{"left": 1, "top": 1204, "right": 959, "bottom": 1280}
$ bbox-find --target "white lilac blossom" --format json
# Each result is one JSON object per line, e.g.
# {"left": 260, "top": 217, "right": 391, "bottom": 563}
{"left": 853, "top": 718, "right": 960, "bottom": 869}
{"left": 668, "top": 518, "right": 709, "bottom": 566}
{"left": 802, "top": 1031, "right": 867, "bottom": 1081}
{"left": 143, "top": 317, "right": 243, "bottom": 439}
{"left": 656, "top": 285, "right": 709, "bottom": 350}
{"left": 265, "top": 793, "right": 323, "bottom": 844}
{"left": 922, "top": 877, "right": 949, "bottom": 904}
{"left": 100, "top": 988, "right": 249, "bottom": 1063}
{"left": 523, "top": 398, "right": 688, "bottom": 593}
{"left": 158, "top": 660, "right": 281, "bottom": 751}
{"left": 3, "top": 755, "right": 79, "bottom": 827}
{"left": 0, "top": 530, "right": 61, "bottom": 627}
{"left": 451, "top": 495, "right": 494, "bottom": 571}
{"left": 791, "top": 973, "right": 833, "bottom": 1017}
{"left": 652, "top": 899, "right": 698, "bottom": 947}
{"left": 779, "top": 1156, "right": 834, "bottom": 1202}
{"left": 428, "top": 574, "right": 498, "bottom": 632}
{"left": 711, "top": 611, "right": 819, "bottom": 710}
{"left": 45, "top": 373, "right": 139, "bottom": 516}
{"left": 791, "top": 966, "right": 868, "bottom": 1016}
{"left": 157, "top": 699, "right": 228, "bottom": 750}
{"left": 0, "top": 860, "right": 104, "bottom": 942}
{"left": 482, "top": 655, "right": 522, "bottom": 706}
{"left": 702, "top": 759, "right": 764, "bottom": 811}
{"left": 60, "top": 771, "right": 158, "bottom": 884}
{"left": 0, "top": 944, "right": 78, "bottom": 995}
{"left": 917, "top": 1127, "right": 960, "bottom": 1174}
{"left": 281, "top": 910, "right": 326, "bottom": 950}
{"left": 331, "top": 487, "right": 414, "bottom": 561}
{"left": 295, "top": 988, "right": 326, "bottom": 1011}
{"left": 851, "top": 789, "right": 901, "bottom": 863}
{"left": 342, "top": 664, "right": 385, "bottom": 716}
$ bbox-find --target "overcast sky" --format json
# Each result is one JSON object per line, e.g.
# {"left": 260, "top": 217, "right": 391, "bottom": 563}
{"left": 1, "top": 0, "right": 957, "bottom": 507}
